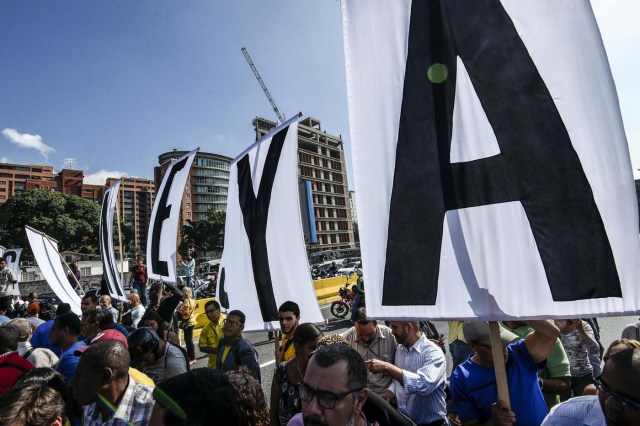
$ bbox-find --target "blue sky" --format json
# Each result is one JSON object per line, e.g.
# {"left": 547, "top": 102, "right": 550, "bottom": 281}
{"left": 1, "top": 0, "right": 638, "bottom": 187}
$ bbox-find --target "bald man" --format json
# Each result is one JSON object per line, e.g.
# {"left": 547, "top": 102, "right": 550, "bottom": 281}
{"left": 127, "top": 293, "right": 145, "bottom": 328}
{"left": 99, "top": 295, "right": 119, "bottom": 324}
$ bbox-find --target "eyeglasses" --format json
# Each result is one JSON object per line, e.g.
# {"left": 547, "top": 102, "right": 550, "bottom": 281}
{"left": 596, "top": 377, "right": 640, "bottom": 411}
{"left": 299, "top": 382, "right": 363, "bottom": 409}
{"left": 223, "top": 319, "right": 242, "bottom": 328}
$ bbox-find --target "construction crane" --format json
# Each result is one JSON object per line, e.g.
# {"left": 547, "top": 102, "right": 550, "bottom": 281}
{"left": 241, "top": 47, "right": 286, "bottom": 124}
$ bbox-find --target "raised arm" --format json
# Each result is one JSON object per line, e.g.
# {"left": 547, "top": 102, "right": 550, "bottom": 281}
{"left": 524, "top": 320, "right": 560, "bottom": 364}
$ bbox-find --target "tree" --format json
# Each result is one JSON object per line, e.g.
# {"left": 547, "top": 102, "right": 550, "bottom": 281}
{"left": 179, "top": 209, "right": 226, "bottom": 258}
{"left": 0, "top": 190, "right": 101, "bottom": 256}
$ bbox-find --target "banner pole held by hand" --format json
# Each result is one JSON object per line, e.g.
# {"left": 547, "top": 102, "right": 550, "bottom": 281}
{"left": 489, "top": 321, "right": 511, "bottom": 409}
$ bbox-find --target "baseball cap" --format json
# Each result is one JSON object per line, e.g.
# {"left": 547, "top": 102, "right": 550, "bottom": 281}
{"left": 27, "top": 303, "right": 40, "bottom": 314}
{"left": 462, "top": 321, "right": 518, "bottom": 348}
{"left": 74, "top": 329, "right": 128, "bottom": 355}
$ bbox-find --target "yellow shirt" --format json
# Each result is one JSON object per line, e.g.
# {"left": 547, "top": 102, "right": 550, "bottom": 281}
{"left": 448, "top": 321, "right": 466, "bottom": 344}
{"left": 281, "top": 334, "right": 296, "bottom": 362}
{"left": 221, "top": 345, "right": 232, "bottom": 365}
{"left": 198, "top": 313, "right": 227, "bottom": 368}
{"left": 129, "top": 367, "right": 155, "bottom": 387}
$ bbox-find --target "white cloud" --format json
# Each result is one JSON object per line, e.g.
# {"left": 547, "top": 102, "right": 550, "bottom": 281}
{"left": 0, "top": 157, "right": 9, "bottom": 163}
{"left": 84, "top": 170, "right": 129, "bottom": 185}
{"left": 1, "top": 128, "right": 55, "bottom": 160}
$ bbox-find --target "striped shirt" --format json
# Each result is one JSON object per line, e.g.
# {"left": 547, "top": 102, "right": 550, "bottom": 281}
{"left": 389, "top": 334, "right": 447, "bottom": 424}
{"left": 84, "top": 376, "right": 155, "bottom": 425}
{"left": 541, "top": 395, "right": 605, "bottom": 426}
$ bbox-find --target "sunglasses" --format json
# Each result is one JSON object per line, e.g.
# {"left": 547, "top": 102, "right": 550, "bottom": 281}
{"left": 596, "top": 377, "right": 640, "bottom": 411}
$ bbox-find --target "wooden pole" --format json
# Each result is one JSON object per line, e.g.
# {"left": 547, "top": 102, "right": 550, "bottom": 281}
{"left": 489, "top": 321, "right": 510, "bottom": 409}
{"left": 115, "top": 195, "right": 126, "bottom": 292}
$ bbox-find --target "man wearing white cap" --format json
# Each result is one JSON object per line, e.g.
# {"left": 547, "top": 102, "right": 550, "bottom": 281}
{"left": 450, "top": 320, "right": 560, "bottom": 426}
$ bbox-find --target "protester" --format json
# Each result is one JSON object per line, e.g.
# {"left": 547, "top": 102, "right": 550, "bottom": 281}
{"left": 0, "top": 382, "right": 66, "bottom": 426}
{"left": 621, "top": 317, "right": 640, "bottom": 341}
{"left": 72, "top": 340, "right": 155, "bottom": 425}
{"left": 555, "top": 319, "right": 600, "bottom": 396}
{"left": 67, "top": 262, "right": 82, "bottom": 292}
{"left": 176, "top": 286, "right": 196, "bottom": 366}
{"left": 541, "top": 348, "right": 640, "bottom": 425}
{"left": 3, "top": 318, "right": 58, "bottom": 368}
{"left": 603, "top": 338, "right": 640, "bottom": 363}
{"left": 217, "top": 309, "right": 261, "bottom": 382}
{"left": 149, "top": 367, "right": 270, "bottom": 426}
{"left": 82, "top": 307, "right": 129, "bottom": 342}
{"left": 198, "top": 300, "right": 226, "bottom": 368}
{"left": 31, "top": 303, "right": 71, "bottom": 357}
{"left": 99, "top": 295, "right": 120, "bottom": 324}
{"left": 24, "top": 303, "right": 45, "bottom": 329}
{"left": 270, "top": 322, "right": 323, "bottom": 425}
{"left": 180, "top": 254, "right": 195, "bottom": 288}
{"left": 15, "top": 367, "right": 77, "bottom": 424}
{"left": 0, "top": 306, "right": 9, "bottom": 325}
{"left": 450, "top": 320, "right": 560, "bottom": 426}
{"left": 289, "top": 344, "right": 370, "bottom": 426}
{"left": 149, "top": 284, "right": 183, "bottom": 325}
{"left": 582, "top": 318, "right": 604, "bottom": 377}
{"left": 0, "top": 257, "right": 18, "bottom": 313}
{"left": 129, "top": 256, "right": 149, "bottom": 307}
{"left": 140, "top": 308, "right": 180, "bottom": 346}
{"left": 503, "top": 320, "right": 571, "bottom": 408}
{"left": 0, "top": 325, "right": 34, "bottom": 393}
{"left": 81, "top": 293, "right": 98, "bottom": 315}
{"left": 127, "top": 292, "right": 146, "bottom": 328}
{"left": 448, "top": 321, "right": 473, "bottom": 372}
{"left": 342, "top": 307, "right": 397, "bottom": 395}
{"left": 49, "top": 312, "right": 85, "bottom": 382}
{"left": 351, "top": 268, "right": 365, "bottom": 321}
{"left": 367, "top": 320, "right": 447, "bottom": 425}
{"left": 128, "top": 327, "right": 187, "bottom": 383}
{"left": 275, "top": 300, "right": 301, "bottom": 365}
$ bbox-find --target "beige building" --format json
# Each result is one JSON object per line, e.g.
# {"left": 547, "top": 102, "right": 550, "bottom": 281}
{"left": 253, "top": 116, "right": 356, "bottom": 251}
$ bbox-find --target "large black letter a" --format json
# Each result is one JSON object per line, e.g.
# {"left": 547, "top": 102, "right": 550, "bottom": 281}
{"left": 383, "top": 0, "right": 622, "bottom": 305}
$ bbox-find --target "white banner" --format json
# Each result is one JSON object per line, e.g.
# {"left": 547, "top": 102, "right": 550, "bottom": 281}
{"left": 99, "top": 180, "right": 126, "bottom": 301}
{"left": 342, "top": 0, "right": 640, "bottom": 320}
{"left": 147, "top": 149, "right": 198, "bottom": 288}
{"left": 25, "top": 226, "right": 82, "bottom": 315}
{"left": 218, "top": 115, "right": 324, "bottom": 331}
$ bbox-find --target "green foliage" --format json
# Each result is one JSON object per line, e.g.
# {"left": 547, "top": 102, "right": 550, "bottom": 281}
{"left": 0, "top": 190, "right": 101, "bottom": 256}
{"left": 179, "top": 208, "right": 226, "bottom": 257}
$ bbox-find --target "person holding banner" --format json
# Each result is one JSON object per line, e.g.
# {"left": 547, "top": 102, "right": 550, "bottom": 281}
{"left": 0, "top": 257, "right": 18, "bottom": 313}
{"left": 450, "top": 320, "right": 560, "bottom": 426}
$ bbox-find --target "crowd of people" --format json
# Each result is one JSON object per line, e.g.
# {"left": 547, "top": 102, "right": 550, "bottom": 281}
{"left": 1, "top": 253, "right": 640, "bottom": 425}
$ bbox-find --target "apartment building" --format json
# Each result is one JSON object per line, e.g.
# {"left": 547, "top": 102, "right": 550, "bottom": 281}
{"left": 155, "top": 150, "right": 232, "bottom": 224}
{"left": 253, "top": 116, "right": 355, "bottom": 251}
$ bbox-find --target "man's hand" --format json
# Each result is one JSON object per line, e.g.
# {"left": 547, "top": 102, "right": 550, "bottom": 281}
{"left": 492, "top": 400, "right": 516, "bottom": 426}
{"left": 366, "top": 359, "right": 390, "bottom": 374}
{"left": 381, "top": 390, "right": 395, "bottom": 404}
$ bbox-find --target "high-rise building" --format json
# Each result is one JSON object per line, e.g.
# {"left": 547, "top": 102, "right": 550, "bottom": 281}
{"left": 253, "top": 116, "right": 355, "bottom": 251}
{"left": 105, "top": 177, "right": 155, "bottom": 252}
{"left": 155, "top": 150, "right": 232, "bottom": 224}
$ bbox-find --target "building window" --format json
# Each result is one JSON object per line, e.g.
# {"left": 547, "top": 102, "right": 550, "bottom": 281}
{"left": 186, "top": 203, "right": 191, "bottom": 209}
{"left": 186, "top": 212, "right": 192, "bottom": 219}
{"left": 81, "top": 267, "right": 92, "bottom": 277}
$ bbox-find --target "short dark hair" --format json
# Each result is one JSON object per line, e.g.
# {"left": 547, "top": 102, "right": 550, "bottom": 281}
{"left": 0, "top": 257, "right": 5, "bottom": 262}
{"left": 0, "top": 383, "right": 66, "bottom": 425}
{"left": 82, "top": 293, "right": 98, "bottom": 305}
{"left": 0, "top": 326, "right": 20, "bottom": 353}
{"left": 140, "top": 309, "right": 168, "bottom": 335}
{"left": 56, "top": 303, "right": 72, "bottom": 316}
{"left": 54, "top": 313, "right": 82, "bottom": 336}
{"left": 278, "top": 301, "right": 300, "bottom": 317}
{"left": 355, "top": 307, "right": 373, "bottom": 324}
{"left": 205, "top": 300, "right": 220, "bottom": 311}
{"left": 311, "top": 344, "right": 367, "bottom": 390}
{"left": 228, "top": 310, "right": 246, "bottom": 325}
{"left": 82, "top": 340, "right": 130, "bottom": 379}
{"left": 293, "top": 323, "right": 323, "bottom": 347}
{"left": 85, "top": 308, "right": 114, "bottom": 330}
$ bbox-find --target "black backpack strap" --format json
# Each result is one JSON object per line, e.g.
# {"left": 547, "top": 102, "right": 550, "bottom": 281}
{"left": 22, "top": 348, "right": 35, "bottom": 360}
{"left": 0, "top": 362, "right": 30, "bottom": 373}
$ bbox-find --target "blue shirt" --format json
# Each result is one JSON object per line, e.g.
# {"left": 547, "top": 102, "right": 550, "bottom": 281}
{"left": 30, "top": 320, "right": 62, "bottom": 357}
{"left": 451, "top": 339, "right": 548, "bottom": 426}
{"left": 388, "top": 334, "right": 447, "bottom": 423}
{"left": 0, "top": 315, "right": 9, "bottom": 325}
{"left": 56, "top": 341, "right": 86, "bottom": 382}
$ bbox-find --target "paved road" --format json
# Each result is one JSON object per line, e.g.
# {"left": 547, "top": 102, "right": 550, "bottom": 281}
{"left": 186, "top": 308, "right": 640, "bottom": 402}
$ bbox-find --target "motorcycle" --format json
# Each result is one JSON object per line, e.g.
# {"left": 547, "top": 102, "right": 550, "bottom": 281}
{"left": 330, "top": 285, "right": 357, "bottom": 319}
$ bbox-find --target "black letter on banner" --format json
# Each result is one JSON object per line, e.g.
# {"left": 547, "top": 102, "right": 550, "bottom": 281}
{"left": 218, "top": 267, "right": 229, "bottom": 309}
{"left": 151, "top": 157, "right": 189, "bottom": 277}
{"left": 237, "top": 126, "right": 289, "bottom": 322}
{"left": 3, "top": 250, "right": 17, "bottom": 266}
{"left": 384, "top": 0, "right": 622, "bottom": 305}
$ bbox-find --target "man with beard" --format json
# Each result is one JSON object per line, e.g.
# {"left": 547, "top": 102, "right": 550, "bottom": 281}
{"left": 368, "top": 321, "right": 447, "bottom": 425}
{"left": 289, "top": 344, "right": 372, "bottom": 426}
{"left": 275, "top": 301, "right": 300, "bottom": 365}
{"left": 541, "top": 347, "right": 640, "bottom": 426}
